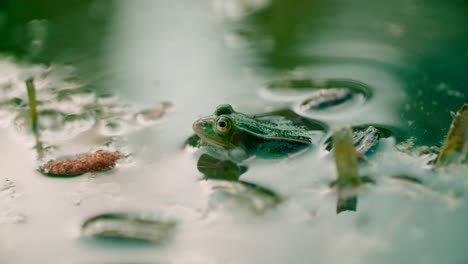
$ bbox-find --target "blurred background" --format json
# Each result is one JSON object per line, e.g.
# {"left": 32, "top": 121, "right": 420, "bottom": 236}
{"left": 1, "top": 0, "right": 466, "bottom": 144}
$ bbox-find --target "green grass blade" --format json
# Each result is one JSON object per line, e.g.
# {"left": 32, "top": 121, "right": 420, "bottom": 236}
{"left": 332, "top": 127, "right": 361, "bottom": 213}
{"left": 436, "top": 104, "right": 468, "bottom": 167}
{"left": 26, "top": 78, "right": 38, "bottom": 134}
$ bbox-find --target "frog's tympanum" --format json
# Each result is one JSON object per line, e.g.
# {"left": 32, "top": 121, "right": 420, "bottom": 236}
{"left": 192, "top": 104, "right": 324, "bottom": 161}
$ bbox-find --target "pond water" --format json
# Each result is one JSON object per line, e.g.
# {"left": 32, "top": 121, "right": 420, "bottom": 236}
{"left": 0, "top": 0, "right": 467, "bottom": 263}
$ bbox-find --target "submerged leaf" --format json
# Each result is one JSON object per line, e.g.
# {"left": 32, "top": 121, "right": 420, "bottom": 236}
{"left": 436, "top": 103, "right": 468, "bottom": 167}
{"left": 82, "top": 212, "right": 177, "bottom": 243}
{"left": 197, "top": 154, "right": 247, "bottom": 181}
{"left": 40, "top": 150, "right": 124, "bottom": 176}
{"left": 208, "top": 180, "right": 283, "bottom": 215}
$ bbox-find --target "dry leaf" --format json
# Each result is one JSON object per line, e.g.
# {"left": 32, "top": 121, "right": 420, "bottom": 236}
{"left": 40, "top": 150, "right": 124, "bottom": 176}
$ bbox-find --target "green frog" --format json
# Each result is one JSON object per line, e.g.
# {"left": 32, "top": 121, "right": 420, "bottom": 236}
{"left": 192, "top": 104, "right": 325, "bottom": 161}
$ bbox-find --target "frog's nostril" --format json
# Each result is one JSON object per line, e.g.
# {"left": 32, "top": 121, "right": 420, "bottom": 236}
{"left": 192, "top": 121, "right": 198, "bottom": 131}
{"left": 192, "top": 120, "right": 205, "bottom": 133}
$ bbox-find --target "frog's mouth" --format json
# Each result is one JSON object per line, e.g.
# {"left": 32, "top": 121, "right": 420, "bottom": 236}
{"left": 192, "top": 119, "right": 235, "bottom": 149}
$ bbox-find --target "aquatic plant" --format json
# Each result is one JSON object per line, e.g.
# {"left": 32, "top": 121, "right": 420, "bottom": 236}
{"left": 25, "top": 78, "right": 38, "bottom": 134}
{"left": 197, "top": 153, "right": 247, "bottom": 181}
{"left": 25, "top": 78, "right": 44, "bottom": 158}
{"left": 332, "top": 127, "right": 361, "bottom": 213}
{"left": 436, "top": 103, "right": 468, "bottom": 167}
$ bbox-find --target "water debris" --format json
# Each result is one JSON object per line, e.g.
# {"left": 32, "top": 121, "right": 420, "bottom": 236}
{"left": 40, "top": 150, "right": 124, "bottom": 177}
{"left": 207, "top": 180, "right": 283, "bottom": 215}
{"left": 332, "top": 127, "right": 361, "bottom": 213}
{"left": 352, "top": 126, "right": 382, "bottom": 157}
{"left": 197, "top": 153, "right": 247, "bottom": 181}
{"left": 330, "top": 175, "right": 376, "bottom": 188}
{"left": 436, "top": 104, "right": 468, "bottom": 167}
{"left": 396, "top": 137, "right": 440, "bottom": 160}
{"left": 391, "top": 175, "right": 423, "bottom": 185}
{"left": 82, "top": 212, "right": 177, "bottom": 243}
{"left": 325, "top": 125, "right": 393, "bottom": 159}
{"left": 135, "top": 101, "right": 173, "bottom": 124}
{"left": 0, "top": 178, "right": 17, "bottom": 199}
{"left": 300, "top": 88, "right": 353, "bottom": 111}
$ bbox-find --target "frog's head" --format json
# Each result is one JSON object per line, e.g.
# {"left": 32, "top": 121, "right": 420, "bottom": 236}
{"left": 192, "top": 104, "right": 238, "bottom": 149}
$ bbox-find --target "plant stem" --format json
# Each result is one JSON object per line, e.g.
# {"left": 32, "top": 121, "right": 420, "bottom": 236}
{"left": 332, "top": 127, "right": 361, "bottom": 213}
{"left": 25, "top": 78, "right": 43, "bottom": 159}
{"left": 436, "top": 103, "right": 468, "bottom": 167}
{"left": 26, "top": 78, "right": 38, "bottom": 134}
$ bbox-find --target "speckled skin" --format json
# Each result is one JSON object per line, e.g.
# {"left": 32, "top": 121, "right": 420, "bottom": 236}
{"left": 192, "top": 104, "right": 317, "bottom": 159}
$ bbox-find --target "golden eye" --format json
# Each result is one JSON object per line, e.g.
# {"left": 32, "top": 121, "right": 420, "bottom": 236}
{"left": 215, "top": 116, "right": 231, "bottom": 134}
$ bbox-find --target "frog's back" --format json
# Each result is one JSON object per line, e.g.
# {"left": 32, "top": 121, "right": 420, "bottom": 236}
{"left": 251, "top": 134, "right": 312, "bottom": 158}
{"left": 233, "top": 112, "right": 320, "bottom": 158}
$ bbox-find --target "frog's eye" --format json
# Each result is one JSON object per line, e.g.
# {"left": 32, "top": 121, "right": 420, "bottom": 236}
{"left": 215, "top": 116, "right": 232, "bottom": 134}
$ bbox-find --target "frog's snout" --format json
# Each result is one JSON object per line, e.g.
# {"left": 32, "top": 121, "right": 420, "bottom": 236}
{"left": 192, "top": 119, "right": 209, "bottom": 135}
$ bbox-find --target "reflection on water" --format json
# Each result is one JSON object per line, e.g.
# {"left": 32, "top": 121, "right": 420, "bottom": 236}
{"left": 0, "top": 0, "right": 467, "bottom": 263}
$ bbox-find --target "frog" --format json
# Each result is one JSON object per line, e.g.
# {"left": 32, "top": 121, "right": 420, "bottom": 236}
{"left": 192, "top": 104, "right": 325, "bottom": 161}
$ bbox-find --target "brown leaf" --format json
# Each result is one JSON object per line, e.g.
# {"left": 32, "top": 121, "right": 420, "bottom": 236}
{"left": 40, "top": 150, "right": 124, "bottom": 176}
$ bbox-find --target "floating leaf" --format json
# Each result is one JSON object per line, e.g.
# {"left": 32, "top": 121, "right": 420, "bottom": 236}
{"left": 82, "top": 212, "right": 177, "bottom": 243}
{"left": 436, "top": 103, "right": 468, "bottom": 167}
{"left": 391, "top": 175, "right": 423, "bottom": 184}
{"left": 332, "top": 127, "right": 361, "bottom": 213}
{"left": 208, "top": 180, "right": 283, "bottom": 215}
{"left": 325, "top": 125, "right": 393, "bottom": 158}
{"left": 40, "top": 150, "right": 124, "bottom": 177}
{"left": 262, "top": 79, "right": 371, "bottom": 111}
{"left": 300, "top": 88, "right": 353, "bottom": 111}
{"left": 197, "top": 154, "right": 247, "bottom": 181}
{"left": 352, "top": 126, "right": 382, "bottom": 156}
